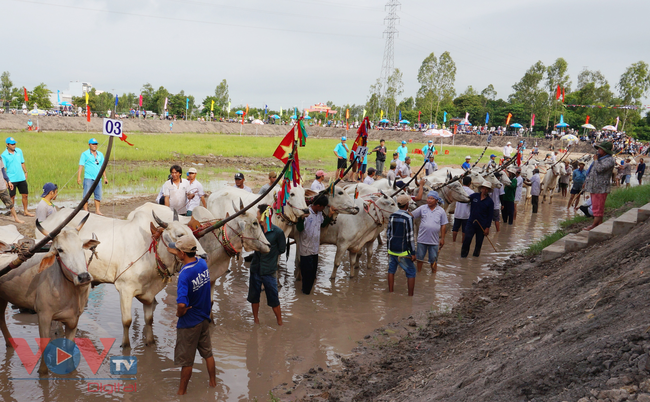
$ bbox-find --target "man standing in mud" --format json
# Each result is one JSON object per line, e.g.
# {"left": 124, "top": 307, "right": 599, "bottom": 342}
{"left": 77, "top": 138, "right": 108, "bottom": 215}
{"left": 461, "top": 182, "right": 494, "bottom": 258}
{"left": 387, "top": 194, "right": 417, "bottom": 296}
{"left": 583, "top": 141, "right": 616, "bottom": 231}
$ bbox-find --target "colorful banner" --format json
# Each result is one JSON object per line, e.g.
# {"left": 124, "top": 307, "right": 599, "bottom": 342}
{"left": 86, "top": 92, "right": 90, "bottom": 105}
{"left": 443, "top": 111, "right": 447, "bottom": 122}
{"left": 87, "top": 105, "right": 91, "bottom": 122}
{"left": 138, "top": 94, "right": 142, "bottom": 107}
{"left": 211, "top": 100, "right": 214, "bottom": 111}
{"left": 585, "top": 115, "right": 590, "bottom": 124}
{"left": 485, "top": 112, "right": 490, "bottom": 125}
{"left": 564, "top": 104, "right": 650, "bottom": 110}
{"left": 23, "top": 87, "right": 28, "bottom": 102}
{"left": 115, "top": 94, "right": 119, "bottom": 107}
{"left": 531, "top": 113, "right": 535, "bottom": 127}
{"left": 163, "top": 97, "right": 168, "bottom": 110}
{"left": 418, "top": 110, "right": 421, "bottom": 122}
{"left": 505, "top": 113, "right": 512, "bottom": 127}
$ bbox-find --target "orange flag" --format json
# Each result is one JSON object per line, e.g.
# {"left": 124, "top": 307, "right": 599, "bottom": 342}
{"left": 505, "top": 113, "right": 512, "bottom": 127}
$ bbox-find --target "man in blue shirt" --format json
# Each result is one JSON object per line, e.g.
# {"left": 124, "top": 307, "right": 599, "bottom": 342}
{"left": 461, "top": 181, "right": 494, "bottom": 258}
{"left": 1, "top": 137, "right": 34, "bottom": 217}
{"left": 77, "top": 138, "right": 109, "bottom": 215}
{"left": 461, "top": 156, "right": 472, "bottom": 170}
{"left": 397, "top": 140, "right": 408, "bottom": 162}
{"left": 568, "top": 161, "right": 586, "bottom": 209}
{"left": 169, "top": 236, "right": 216, "bottom": 395}
{"left": 422, "top": 140, "right": 435, "bottom": 158}
{"left": 333, "top": 136, "right": 349, "bottom": 179}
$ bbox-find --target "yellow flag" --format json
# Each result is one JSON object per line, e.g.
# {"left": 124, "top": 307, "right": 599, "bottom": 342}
{"left": 363, "top": 109, "right": 366, "bottom": 118}
{"left": 85, "top": 92, "right": 89, "bottom": 105}
{"left": 245, "top": 104, "right": 249, "bottom": 114}
{"left": 211, "top": 100, "right": 214, "bottom": 111}
{"left": 280, "top": 107, "right": 283, "bottom": 116}
{"left": 380, "top": 110, "right": 384, "bottom": 119}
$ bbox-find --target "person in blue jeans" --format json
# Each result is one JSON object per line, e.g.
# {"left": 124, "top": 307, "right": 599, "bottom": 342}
{"left": 77, "top": 138, "right": 108, "bottom": 215}
{"left": 168, "top": 236, "right": 216, "bottom": 395}
{"left": 461, "top": 182, "right": 494, "bottom": 258}
{"left": 412, "top": 186, "right": 448, "bottom": 274}
{"left": 248, "top": 204, "right": 286, "bottom": 325}
{"left": 387, "top": 194, "right": 416, "bottom": 296}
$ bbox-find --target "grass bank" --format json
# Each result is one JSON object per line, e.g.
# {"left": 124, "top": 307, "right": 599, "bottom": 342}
{"left": 524, "top": 184, "right": 650, "bottom": 256}
{"left": 3, "top": 131, "right": 486, "bottom": 202}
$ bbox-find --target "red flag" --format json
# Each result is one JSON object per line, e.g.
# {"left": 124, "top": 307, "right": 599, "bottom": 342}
{"left": 556, "top": 85, "right": 561, "bottom": 100}
{"left": 345, "top": 108, "right": 350, "bottom": 119}
{"left": 273, "top": 128, "right": 295, "bottom": 164}
{"left": 119, "top": 133, "right": 135, "bottom": 146}
{"left": 585, "top": 115, "right": 590, "bottom": 124}
{"left": 139, "top": 95, "right": 143, "bottom": 107}
{"left": 418, "top": 111, "right": 421, "bottom": 123}
{"left": 505, "top": 113, "right": 512, "bottom": 127}
{"left": 531, "top": 113, "right": 535, "bottom": 127}
{"left": 561, "top": 88, "right": 565, "bottom": 103}
{"left": 86, "top": 105, "right": 91, "bottom": 122}
{"left": 23, "top": 87, "right": 28, "bottom": 102}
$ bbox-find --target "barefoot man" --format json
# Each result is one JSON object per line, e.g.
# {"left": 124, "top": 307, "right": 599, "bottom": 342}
{"left": 77, "top": 138, "right": 108, "bottom": 215}
{"left": 583, "top": 141, "right": 616, "bottom": 231}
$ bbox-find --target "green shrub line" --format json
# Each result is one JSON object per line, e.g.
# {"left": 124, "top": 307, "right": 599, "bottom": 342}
{"left": 524, "top": 184, "right": 650, "bottom": 256}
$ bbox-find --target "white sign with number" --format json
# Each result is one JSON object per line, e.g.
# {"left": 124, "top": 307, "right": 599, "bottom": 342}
{"left": 356, "top": 146, "right": 368, "bottom": 161}
{"left": 103, "top": 118, "right": 124, "bottom": 137}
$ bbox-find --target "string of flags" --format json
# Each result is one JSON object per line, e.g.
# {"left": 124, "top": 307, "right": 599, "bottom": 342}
{"left": 564, "top": 104, "right": 650, "bottom": 110}
{"left": 272, "top": 117, "right": 307, "bottom": 214}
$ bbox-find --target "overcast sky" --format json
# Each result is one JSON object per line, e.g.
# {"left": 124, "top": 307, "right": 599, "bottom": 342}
{"left": 4, "top": 0, "right": 650, "bottom": 109}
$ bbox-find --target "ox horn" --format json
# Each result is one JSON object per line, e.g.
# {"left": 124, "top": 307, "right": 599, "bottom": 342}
{"left": 36, "top": 220, "right": 50, "bottom": 237}
{"left": 232, "top": 200, "right": 240, "bottom": 212}
{"left": 239, "top": 198, "right": 245, "bottom": 211}
{"left": 152, "top": 211, "right": 168, "bottom": 229}
{"left": 173, "top": 209, "right": 179, "bottom": 222}
{"left": 75, "top": 213, "right": 91, "bottom": 232}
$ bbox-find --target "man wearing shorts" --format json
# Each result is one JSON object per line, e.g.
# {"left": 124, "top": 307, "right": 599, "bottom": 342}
{"left": 248, "top": 204, "right": 286, "bottom": 325}
{"left": 411, "top": 189, "right": 448, "bottom": 274}
{"left": 77, "top": 138, "right": 108, "bottom": 215}
{"left": 0, "top": 156, "right": 23, "bottom": 223}
{"left": 2, "top": 137, "right": 33, "bottom": 217}
{"left": 333, "top": 136, "right": 349, "bottom": 179}
{"left": 387, "top": 194, "right": 416, "bottom": 296}
{"left": 583, "top": 141, "right": 616, "bottom": 231}
{"left": 169, "top": 236, "right": 215, "bottom": 395}
{"left": 568, "top": 161, "right": 586, "bottom": 209}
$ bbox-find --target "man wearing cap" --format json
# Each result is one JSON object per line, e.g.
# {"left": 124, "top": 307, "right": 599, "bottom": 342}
{"left": 186, "top": 168, "right": 206, "bottom": 216}
{"left": 422, "top": 140, "right": 435, "bottom": 159}
{"left": 387, "top": 194, "right": 417, "bottom": 296}
{"left": 501, "top": 168, "right": 518, "bottom": 225}
{"left": 36, "top": 183, "right": 58, "bottom": 223}
{"left": 77, "top": 138, "right": 108, "bottom": 215}
{"left": 461, "top": 182, "right": 494, "bottom": 258}
{"left": 370, "top": 139, "right": 387, "bottom": 176}
{"left": 311, "top": 170, "right": 326, "bottom": 192}
{"left": 363, "top": 167, "right": 376, "bottom": 185}
{"left": 397, "top": 140, "right": 408, "bottom": 162}
{"left": 424, "top": 154, "right": 438, "bottom": 175}
{"left": 461, "top": 156, "right": 472, "bottom": 170}
{"left": 0, "top": 155, "right": 23, "bottom": 224}
{"left": 164, "top": 165, "right": 190, "bottom": 215}
{"left": 412, "top": 187, "right": 448, "bottom": 273}
{"left": 503, "top": 141, "right": 513, "bottom": 158}
{"left": 568, "top": 161, "right": 587, "bottom": 209}
{"left": 583, "top": 141, "right": 616, "bottom": 231}
{"left": 233, "top": 173, "right": 252, "bottom": 193}
{"left": 333, "top": 137, "right": 349, "bottom": 179}
{"left": 258, "top": 171, "right": 278, "bottom": 195}
{"left": 2, "top": 137, "right": 34, "bottom": 217}
{"left": 249, "top": 204, "right": 285, "bottom": 324}
{"left": 168, "top": 236, "right": 215, "bottom": 395}
{"left": 487, "top": 154, "right": 497, "bottom": 169}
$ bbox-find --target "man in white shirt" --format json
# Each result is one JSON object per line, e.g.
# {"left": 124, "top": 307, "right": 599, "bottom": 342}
{"left": 311, "top": 170, "right": 326, "bottom": 192}
{"left": 36, "top": 182, "right": 57, "bottom": 223}
{"left": 163, "top": 165, "right": 190, "bottom": 215}
{"left": 258, "top": 171, "right": 277, "bottom": 195}
{"left": 452, "top": 176, "right": 474, "bottom": 242}
{"left": 503, "top": 141, "right": 513, "bottom": 158}
{"left": 233, "top": 173, "right": 252, "bottom": 193}
{"left": 386, "top": 162, "right": 397, "bottom": 184}
{"left": 363, "top": 168, "right": 376, "bottom": 185}
{"left": 185, "top": 168, "right": 206, "bottom": 216}
{"left": 298, "top": 197, "right": 330, "bottom": 295}
{"left": 489, "top": 185, "right": 503, "bottom": 233}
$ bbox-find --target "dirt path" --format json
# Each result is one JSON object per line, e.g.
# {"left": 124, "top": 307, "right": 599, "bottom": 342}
{"left": 284, "top": 220, "right": 650, "bottom": 401}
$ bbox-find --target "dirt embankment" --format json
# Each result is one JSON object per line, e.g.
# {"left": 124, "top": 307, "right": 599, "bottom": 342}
{"left": 0, "top": 114, "right": 594, "bottom": 153}
{"left": 284, "top": 220, "right": 650, "bottom": 401}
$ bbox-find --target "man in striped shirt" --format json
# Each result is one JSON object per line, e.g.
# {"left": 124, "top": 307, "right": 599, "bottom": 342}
{"left": 386, "top": 194, "right": 416, "bottom": 296}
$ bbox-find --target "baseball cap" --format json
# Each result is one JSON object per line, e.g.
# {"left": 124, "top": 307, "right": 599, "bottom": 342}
{"left": 5, "top": 137, "right": 16, "bottom": 145}
{"left": 187, "top": 167, "right": 198, "bottom": 174}
{"left": 234, "top": 173, "right": 244, "bottom": 180}
{"left": 41, "top": 182, "right": 57, "bottom": 198}
{"left": 168, "top": 236, "right": 197, "bottom": 253}
{"left": 490, "top": 154, "right": 496, "bottom": 158}
{"left": 396, "top": 194, "right": 411, "bottom": 206}
{"left": 88, "top": 138, "right": 98, "bottom": 144}
{"left": 341, "top": 136, "right": 347, "bottom": 141}
{"left": 428, "top": 140, "right": 433, "bottom": 143}
{"left": 465, "top": 155, "right": 471, "bottom": 160}
{"left": 401, "top": 140, "right": 407, "bottom": 144}
{"left": 315, "top": 170, "right": 325, "bottom": 178}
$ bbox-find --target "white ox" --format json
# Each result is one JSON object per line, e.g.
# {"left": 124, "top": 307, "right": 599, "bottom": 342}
{"left": 208, "top": 186, "right": 310, "bottom": 237}
{"left": 39, "top": 208, "right": 206, "bottom": 348}
{"left": 541, "top": 162, "right": 566, "bottom": 203}
{"left": 0, "top": 216, "right": 100, "bottom": 374}
{"left": 128, "top": 203, "right": 270, "bottom": 310}
{"left": 321, "top": 193, "right": 398, "bottom": 279}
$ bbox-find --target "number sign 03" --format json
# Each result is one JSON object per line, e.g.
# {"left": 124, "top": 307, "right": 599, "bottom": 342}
{"left": 103, "top": 118, "right": 123, "bottom": 137}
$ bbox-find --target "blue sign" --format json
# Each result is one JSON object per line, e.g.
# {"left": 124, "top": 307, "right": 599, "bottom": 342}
{"left": 43, "top": 338, "right": 81, "bottom": 375}
{"left": 110, "top": 356, "right": 138, "bottom": 375}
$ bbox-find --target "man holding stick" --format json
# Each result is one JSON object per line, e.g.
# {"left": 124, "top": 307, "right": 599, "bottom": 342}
{"left": 461, "top": 181, "right": 494, "bottom": 258}
{"left": 583, "top": 141, "right": 616, "bottom": 231}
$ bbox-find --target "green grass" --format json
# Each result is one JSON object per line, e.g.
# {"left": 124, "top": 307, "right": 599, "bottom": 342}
{"left": 4, "top": 131, "right": 487, "bottom": 202}
{"left": 524, "top": 183, "right": 650, "bottom": 256}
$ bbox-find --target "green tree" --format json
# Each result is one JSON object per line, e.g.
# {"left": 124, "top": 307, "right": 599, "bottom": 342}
{"left": 141, "top": 83, "right": 155, "bottom": 111}
{"left": 462, "top": 86, "right": 478, "bottom": 96}
{"left": 545, "top": 57, "right": 572, "bottom": 128}
{"left": 365, "top": 79, "right": 381, "bottom": 120}
{"left": 385, "top": 68, "right": 404, "bottom": 121}
{"left": 1, "top": 72, "right": 13, "bottom": 107}
{"left": 416, "top": 51, "right": 456, "bottom": 125}
{"left": 29, "top": 83, "right": 53, "bottom": 109}
{"left": 214, "top": 79, "right": 230, "bottom": 113}
{"left": 565, "top": 68, "right": 616, "bottom": 129}
{"left": 509, "top": 61, "right": 547, "bottom": 127}
{"left": 617, "top": 61, "right": 650, "bottom": 131}
{"left": 481, "top": 84, "right": 497, "bottom": 101}
{"left": 154, "top": 86, "right": 169, "bottom": 115}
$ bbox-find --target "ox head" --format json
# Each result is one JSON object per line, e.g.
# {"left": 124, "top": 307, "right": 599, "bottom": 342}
{"left": 322, "top": 185, "right": 359, "bottom": 215}
{"left": 228, "top": 203, "right": 271, "bottom": 253}
{"left": 280, "top": 185, "right": 310, "bottom": 221}
{"left": 441, "top": 180, "right": 471, "bottom": 204}
{"left": 36, "top": 214, "right": 99, "bottom": 286}
{"left": 374, "top": 192, "right": 399, "bottom": 219}
{"left": 151, "top": 211, "right": 207, "bottom": 274}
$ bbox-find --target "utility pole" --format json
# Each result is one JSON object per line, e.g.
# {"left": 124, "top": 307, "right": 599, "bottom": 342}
{"left": 379, "top": 0, "right": 400, "bottom": 120}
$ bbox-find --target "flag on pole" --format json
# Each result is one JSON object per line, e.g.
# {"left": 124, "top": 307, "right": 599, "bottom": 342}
{"left": 505, "top": 113, "right": 512, "bottom": 126}
{"left": 227, "top": 102, "right": 231, "bottom": 113}
{"left": 585, "top": 115, "right": 590, "bottom": 124}
{"left": 273, "top": 128, "right": 296, "bottom": 164}
{"left": 346, "top": 109, "right": 350, "bottom": 120}
{"left": 294, "top": 107, "right": 297, "bottom": 119}
{"left": 443, "top": 111, "right": 447, "bottom": 123}
{"left": 57, "top": 90, "right": 60, "bottom": 104}
{"left": 615, "top": 116, "right": 619, "bottom": 130}
{"left": 418, "top": 110, "right": 421, "bottom": 123}
{"left": 87, "top": 92, "right": 90, "bottom": 105}
{"left": 380, "top": 110, "right": 383, "bottom": 119}
{"left": 163, "top": 97, "right": 168, "bottom": 110}
{"left": 485, "top": 112, "right": 490, "bottom": 125}
{"left": 556, "top": 85, "right": 561, "bottom": 100}
{"left": 186, "top": 98, "right": 189, "bottom": 110}
{"left": 464, "top": 112, "right": 469, "bottom": 123}
{"left": 265, "top": 104, "right": 268, "bottom": 115}
{"left": 363, "top": 109, "right": 367, "bottom": 118}
{"left": 245, "top": 104, "right": 249, "bottom": 115}
{"left": 87, "top": 105, "right": 91, "bottom": 122}
{"left": 561, "top": 88, "right": 565, "bottom": 103}
{"left": 531, "top": 113, "right": 535, "bottom": 127}
{"left": 350, "top": 117, "right": 370, "bottom": 156}
{"left": 23, "top": 87, "right": 28, "bottom": 102}
{"left": 280, "top": 107, "right": 282, "bottom": 116}
{"left": 296, "top": 117, "right": 308, "bottom": 147}
{"left": 115, "top": 94, "right": 119, "bottom": 108}
{"left": 210, "top": 100, "right": 214, "bottom": 111}
{"left": 138, "top": 94, "right": 142, "bottom": 107}
{"left": 399, "top": 110, "right": 402, "bottom": 121}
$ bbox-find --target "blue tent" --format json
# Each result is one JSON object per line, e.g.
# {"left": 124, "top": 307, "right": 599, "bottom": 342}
{"left": 304, "top": 116, "right": 312, "bottom": 120}
{"left": 271, "top": 114, "right": 280, "bottom": 119}
{"left": 235, "top": 110, "right": 244, "bottom": 115}
{"left": 379, "top": 119, "right": 390, "bottom": 123}
{"left": 399, "top": 119, "right": 410, "bottom": 124}
{"left": 555, "top": 114, "right": 569, "bottom": 128}
{"left": 510, "top": 123, "right": 523, "bottom": 128}
{"left": 290, "top": 115, "right": 297, "bottom": 119}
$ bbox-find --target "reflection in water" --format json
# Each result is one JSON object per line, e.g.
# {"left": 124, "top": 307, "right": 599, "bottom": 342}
{"left": 0, "top": 199, "right": 577, "bottom": 401}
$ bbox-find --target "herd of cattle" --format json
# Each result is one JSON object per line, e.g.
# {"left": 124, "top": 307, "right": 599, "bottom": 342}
{"left": 0, "top": 152, "right": 597, "bottom": 374}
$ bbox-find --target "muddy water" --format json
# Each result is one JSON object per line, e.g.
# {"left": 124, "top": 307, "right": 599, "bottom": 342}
{"left": 0, "top": 198, "right": 578, "bottom": 401}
